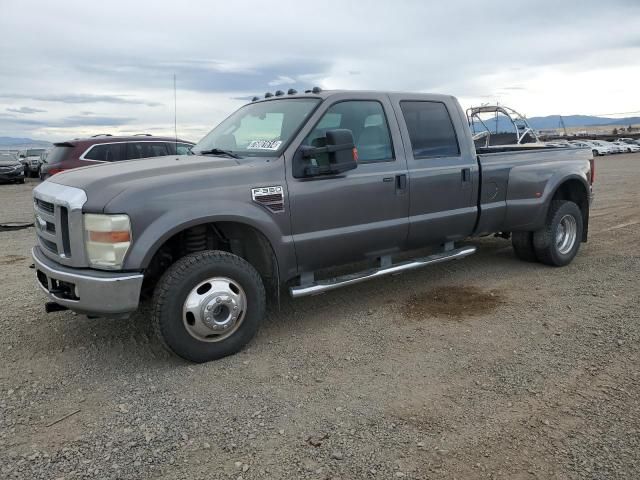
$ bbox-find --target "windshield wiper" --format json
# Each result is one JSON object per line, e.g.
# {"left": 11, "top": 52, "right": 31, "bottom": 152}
{"left": 198, "top": 148, "right": 241, "bottom": 159}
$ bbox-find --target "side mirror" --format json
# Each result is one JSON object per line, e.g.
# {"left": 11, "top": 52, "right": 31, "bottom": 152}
{"left": 293, "top": 129, "right": 358, "bottom": 178}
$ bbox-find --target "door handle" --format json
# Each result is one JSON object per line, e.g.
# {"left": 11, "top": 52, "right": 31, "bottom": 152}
{"left": 382, "top": 177, "right": 393, "bottom": 182}
{"left": 461, "top": 168, "right": 471, "bottom": 183}
{"left": 396, "top": 174, "right": 407, "bottom": 191}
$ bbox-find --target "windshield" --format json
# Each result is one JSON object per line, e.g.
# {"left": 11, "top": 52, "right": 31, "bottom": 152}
{"left": 192, "top": 98, "right": 320, "bottom": 157}
{"left": 26, "top": 149, "right": 45, "bottom": 157}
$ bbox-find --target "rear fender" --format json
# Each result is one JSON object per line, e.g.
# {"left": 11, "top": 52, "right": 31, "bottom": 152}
{"left": 503, "top": 154, "right": 590, "bottom": 232}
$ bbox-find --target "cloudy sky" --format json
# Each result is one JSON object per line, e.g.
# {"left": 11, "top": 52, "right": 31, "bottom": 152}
{"left": 1, "top": 0, "right": 639, "bottom": 142}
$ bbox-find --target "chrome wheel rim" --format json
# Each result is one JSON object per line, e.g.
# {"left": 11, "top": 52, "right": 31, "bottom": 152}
{"left": 182, "top": 277, "right": 247, "bottom": 342}
{"left": 556, "top": 214, "right": 577, "bottom": 255}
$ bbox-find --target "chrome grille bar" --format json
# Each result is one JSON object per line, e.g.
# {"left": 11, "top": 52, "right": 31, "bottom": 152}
{"left": 32, "top": 182, "right": 88, "bottom": 268}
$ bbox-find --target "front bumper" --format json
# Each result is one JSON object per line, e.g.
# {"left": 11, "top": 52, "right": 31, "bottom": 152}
{"left": 32, "top": 246, "right": 143, "bottom": 316}
{"left": 0, "top": 170, "right": 24, "bottom": 182}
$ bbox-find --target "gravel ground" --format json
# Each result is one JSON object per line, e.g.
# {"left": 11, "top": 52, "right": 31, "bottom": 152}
{"left": 1, "top": 154, "right": 639, "bottom": 479}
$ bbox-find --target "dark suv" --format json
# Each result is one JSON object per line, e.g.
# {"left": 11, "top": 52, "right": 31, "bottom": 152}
{"left": 40, "top": 134, "right": 194, "bottom": 179}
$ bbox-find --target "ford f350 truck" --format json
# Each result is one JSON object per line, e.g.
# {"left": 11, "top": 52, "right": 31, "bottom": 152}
{"left": 32, "top": 89, "right": 594, "bottom": 362}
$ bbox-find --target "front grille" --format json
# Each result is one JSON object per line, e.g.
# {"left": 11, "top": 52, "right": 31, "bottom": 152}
{"left": 33, "top": 183, "right": 87, "bottom": 267}
{"left": 41, "top": 237, "right": 57, "bottom": 253}
{"left": 35, "top": 198, "right": 55, "bottom": 214}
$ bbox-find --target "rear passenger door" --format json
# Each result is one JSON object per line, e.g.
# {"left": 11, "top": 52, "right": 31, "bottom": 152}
{"left": 286, "top": 94, "right": 409, "bottom": 273}
{"left": 391, "top": 96, "right": 478, "bottom": 248}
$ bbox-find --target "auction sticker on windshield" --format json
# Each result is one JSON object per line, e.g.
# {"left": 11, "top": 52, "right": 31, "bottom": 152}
{"left": 247, "top": 140, "right": 282, "bottom": 150}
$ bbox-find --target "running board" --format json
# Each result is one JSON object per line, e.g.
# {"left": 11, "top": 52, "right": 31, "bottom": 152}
{"left": 289, "top": 246, "right": 476, "bottom": 298}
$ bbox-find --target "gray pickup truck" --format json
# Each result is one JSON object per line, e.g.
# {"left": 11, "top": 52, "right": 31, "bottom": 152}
{"left": 32, "top": 89, "right": 594, "bottom": 362}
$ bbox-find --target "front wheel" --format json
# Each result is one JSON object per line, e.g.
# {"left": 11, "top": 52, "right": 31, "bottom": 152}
{"left": 533, "top": 200, "right": 583, "bottom": 267}
{"left": 152, "top": 250, "right": 266, "bottom": 362}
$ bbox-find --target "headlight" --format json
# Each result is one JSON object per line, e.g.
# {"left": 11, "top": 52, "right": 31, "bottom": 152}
{"left": 84, "top": 214, "right": 132, "bottom": 269}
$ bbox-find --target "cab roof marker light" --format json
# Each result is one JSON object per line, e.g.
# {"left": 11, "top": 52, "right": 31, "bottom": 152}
{"left": 311, "top": 86, "right": 322, "bottom": 93}
{"left": 251, "top": 96, "right": 259, "bottom": 102}
{"left": 287, "top": 89, "right": 297, "bottom": 95}
{"left": 264, "top": 92, "right": 273, "bottom": 98}
{"left": 275, "top": 90, "right": 284, "bottom": 96}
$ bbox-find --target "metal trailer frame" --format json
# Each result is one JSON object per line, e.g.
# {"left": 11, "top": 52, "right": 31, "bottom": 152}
{"left": 466, "top": 104, "right": 540, "bottom": 147}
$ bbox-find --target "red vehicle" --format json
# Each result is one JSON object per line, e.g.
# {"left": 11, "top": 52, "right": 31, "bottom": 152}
{"left": 40, "top": 134, "right": 195, "bottom": 179}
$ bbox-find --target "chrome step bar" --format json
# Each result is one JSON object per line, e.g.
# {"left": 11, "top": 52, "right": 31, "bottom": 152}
{"left": 290, "top": 246, "right": 476, "bottom": 298}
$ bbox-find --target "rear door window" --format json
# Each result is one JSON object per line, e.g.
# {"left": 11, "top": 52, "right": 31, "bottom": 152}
{"left": 84, "top": 143, "right": 122, "bottom": 162}
{"left": 400, "top": 101, "right": 460, "bottom": 158}
{"left": 125, "top": 142, "right": 170, "bottom": 160}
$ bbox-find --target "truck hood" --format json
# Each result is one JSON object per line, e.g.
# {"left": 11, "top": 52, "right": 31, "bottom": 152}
{"left": 48, "top": 155, "right": 262, "bottom": 212}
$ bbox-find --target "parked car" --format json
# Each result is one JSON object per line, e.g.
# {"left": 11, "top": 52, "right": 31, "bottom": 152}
{"left": 571, "top": 141, "right": 608, "bottom": 156}
{"left": 0, "top": 153, "right": 25, "bottom": 184}
{"left": 20, "top": 148, "right": 47, "bottom": 177}
{"left": 612, "top": 141, "right": 640, "bottom": 153}
{"left": 586, "top": 141, "right": 616, "bottom": 155}
{"left": 598, "top": 140, "right": 623, "bottom": 153}
{"left": 32, "top": 89, "right": 594, "bottom": 362}
{"left": 40, "top": 135, "right": 195, "bottom": 179}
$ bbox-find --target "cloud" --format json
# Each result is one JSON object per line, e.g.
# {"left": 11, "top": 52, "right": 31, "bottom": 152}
{"left": 268, "top": 76, "right": 296, "bottom": 87}
{"left": 74, "top": 58, "right": 330, "bottom": 94}
{"left": 0, "top": 113, "right": 135, "bottom": 128}
{"left": 7, "top": 106, "right": 47, "bottom": 114}
{"left": 0, "top": 0, "right": 638, "bottom": 141}
{"left": 0, "top": 93, "right": 161, "bottom": 107}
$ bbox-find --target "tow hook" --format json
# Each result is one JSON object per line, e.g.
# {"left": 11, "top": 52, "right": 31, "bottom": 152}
{"left": 45, "top": 301, "right": 69, "bottom": 313}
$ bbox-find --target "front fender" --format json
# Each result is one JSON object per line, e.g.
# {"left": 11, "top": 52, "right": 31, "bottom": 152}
{"left": 123, "top": 200, "right": 297, "bottom": 280}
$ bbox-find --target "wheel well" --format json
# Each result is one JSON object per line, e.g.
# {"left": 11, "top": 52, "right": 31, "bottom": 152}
{"left": 551, "top": 179, "right": 589, "bottom": 241}
{"left": 143, "top": 222, "right": 279, "bottom": 300}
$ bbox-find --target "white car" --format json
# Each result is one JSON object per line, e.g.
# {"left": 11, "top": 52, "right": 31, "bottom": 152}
{"left": 571, "top": 141, "right": 608, "bottom": 156}
{"left": 589, "top": 140, "right": 618, "bottom": 154}
{"left": 612, "top": 141, "right": 640, "bottom": 153}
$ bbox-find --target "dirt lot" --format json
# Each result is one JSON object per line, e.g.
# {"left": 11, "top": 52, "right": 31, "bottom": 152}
{"left": 1, "top": 154, "right": 639, "bottom": 480}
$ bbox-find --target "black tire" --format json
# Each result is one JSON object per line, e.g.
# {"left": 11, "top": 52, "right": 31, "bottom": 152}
{"left": 532, "top": 200, "right": 583, "bottom": 267}
{"left": 152, "top": 250, "right": 266, "bottom": 363}
{"left": 511, "top": 231, "right": 538, "bottom": 262}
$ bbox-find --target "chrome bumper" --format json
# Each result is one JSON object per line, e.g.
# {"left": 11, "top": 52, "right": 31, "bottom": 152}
{"left": 32, "top": 246, "right": 143, "bottom": 316}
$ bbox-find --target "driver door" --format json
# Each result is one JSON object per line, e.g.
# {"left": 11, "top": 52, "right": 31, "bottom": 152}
{"left": 286, "top": 94, "right": 410, "bottom": 273}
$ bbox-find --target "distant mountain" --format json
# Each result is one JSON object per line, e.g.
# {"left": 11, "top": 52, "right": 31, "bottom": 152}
{"left": 471, "top": 115, "right": 640, "bottom": 133}
{"left": 527, "top": 115, "right": 640, "bottom": 130}
{"left": 0, "top": 136, "right": 52, "bottom": 148}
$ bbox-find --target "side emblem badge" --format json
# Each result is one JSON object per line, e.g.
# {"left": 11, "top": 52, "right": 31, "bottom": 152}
{"left": 251, "top": 186, "right": 285, "bottom": 213}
